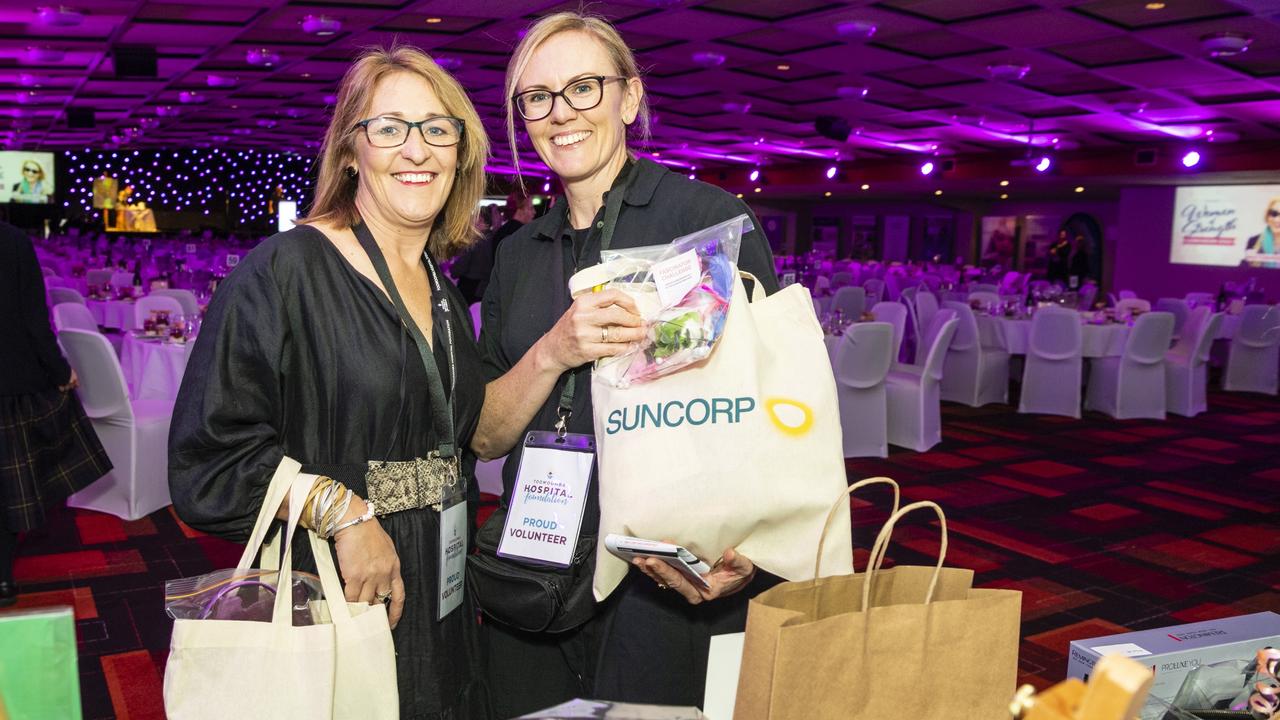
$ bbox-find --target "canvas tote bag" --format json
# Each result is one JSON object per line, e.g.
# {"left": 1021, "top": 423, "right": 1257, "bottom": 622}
{"left": 164, "top": 457, "right": 399, "bottom": 719}
{"left": 591, "top": 271, "right": 853, "bottom": 599}
{"left": 734, "top": 493, "right": 1022, "bottom": 720}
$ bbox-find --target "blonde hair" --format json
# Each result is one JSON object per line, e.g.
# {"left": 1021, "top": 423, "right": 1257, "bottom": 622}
{"left": 305, "top": 44, "right": 489, "bottom": 259}
{"left": 504, "top": 11, "right": 651, "bottom": 179}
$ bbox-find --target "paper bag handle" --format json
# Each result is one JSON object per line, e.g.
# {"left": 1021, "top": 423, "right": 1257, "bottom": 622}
{"left": 861, "top": 501, "right": 948, "bottom": 612}
{"left": 814, "top": 477, "right": 900, "bottom": 578}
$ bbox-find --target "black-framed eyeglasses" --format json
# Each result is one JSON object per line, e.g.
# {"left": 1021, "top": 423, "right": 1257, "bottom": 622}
{"left": 22, "top": 166, "right": 39, "bottom": 174}
{"left": 353, "top": 115, "right": 465, "bottom": 148}
{"left": 512, "top": 76, "right": 629, "bottom": 121}
{"left": 1269, "top": 209, "right": 1280, "bottom": 219}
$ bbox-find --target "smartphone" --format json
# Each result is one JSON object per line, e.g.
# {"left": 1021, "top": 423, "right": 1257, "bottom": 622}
{"left": 604, "top": 534, "right": 712, "bottom": 590}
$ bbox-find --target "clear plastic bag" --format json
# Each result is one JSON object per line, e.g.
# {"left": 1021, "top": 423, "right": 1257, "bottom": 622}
{"left": 571, "top": 214, "right": 749, "bottom": 388}
{"left": 164, "top": 567, "right": 326, "bottom": 626}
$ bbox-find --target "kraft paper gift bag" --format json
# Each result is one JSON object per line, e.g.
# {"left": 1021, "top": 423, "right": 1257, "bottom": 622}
{"left": 163, "top": 457, "right": 399, "bottom": 719}
{"left": 591, "top": 271, "right": 853, "bottom": 599}
{"left": 733, "top": 496, "right": 1022, "bottom": 720}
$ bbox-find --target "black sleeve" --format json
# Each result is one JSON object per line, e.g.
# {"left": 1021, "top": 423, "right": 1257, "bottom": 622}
{"left": 14, "top": 229, "right": 71, "bottom": 385}
{"left": 478, "top": 239, "right": 513, "bottom": 381}
{"left": 168, "top": 249, "right": 287, "bottom": 541}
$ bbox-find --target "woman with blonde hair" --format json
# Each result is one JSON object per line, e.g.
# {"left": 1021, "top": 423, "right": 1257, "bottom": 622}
{"left": 1242, "top": 197, "right": 1280, "bottom": 269}
{"left": 170, "top": 44, "right": 490, "bottom": 718}
{"left": 469, "top": 11, "right": 778, "bottom": 716}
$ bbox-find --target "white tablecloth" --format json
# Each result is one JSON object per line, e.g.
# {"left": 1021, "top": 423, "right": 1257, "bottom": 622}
{"left": 86, "top": 299, "right": 137, "bottom": 331}
{"left": 976, "top": 315, "right": 1129, "bottom": 357}
{"left": 119, "top": 333, "right": 195, "bottom": 400}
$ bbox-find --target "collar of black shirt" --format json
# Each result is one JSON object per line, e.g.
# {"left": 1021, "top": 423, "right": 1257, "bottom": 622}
{"left": 530, "top": 157, "right": 667, "bottom": 243}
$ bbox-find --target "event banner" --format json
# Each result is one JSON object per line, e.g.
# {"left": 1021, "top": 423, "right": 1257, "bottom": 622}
{"left": 1170, "top": 184, "right": 1280, "bottom": 268}
{"left": 0, "top": 150, "right": 56, "bottom": 204}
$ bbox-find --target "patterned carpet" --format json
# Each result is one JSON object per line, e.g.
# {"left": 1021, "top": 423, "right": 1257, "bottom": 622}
{"left": 3, "top": 388, "right": 1279, "bottom": 719}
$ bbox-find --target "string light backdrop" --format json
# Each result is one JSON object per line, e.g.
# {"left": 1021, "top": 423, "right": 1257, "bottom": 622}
{"left": 63, "top": 148, "right": 314, "bottom": 225}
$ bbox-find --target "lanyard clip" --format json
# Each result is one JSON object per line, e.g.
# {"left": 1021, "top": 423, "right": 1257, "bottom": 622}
{"left": 554, "top": 405, "right": 572, "bottom": 440}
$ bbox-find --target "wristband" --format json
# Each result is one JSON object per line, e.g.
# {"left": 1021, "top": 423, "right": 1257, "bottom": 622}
{"left": 330, "top": 501, "right": 376, "bottom": 538}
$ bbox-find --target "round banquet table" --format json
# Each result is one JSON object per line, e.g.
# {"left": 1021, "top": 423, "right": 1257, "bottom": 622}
{"left": 120, "top": 332, "right": 195, "bottom": 400}
{"left": 86, "top": 299, "right": 138, "bottom": 331}
{"left": 976, "top": 315, "right": 1130, "bottom": 357}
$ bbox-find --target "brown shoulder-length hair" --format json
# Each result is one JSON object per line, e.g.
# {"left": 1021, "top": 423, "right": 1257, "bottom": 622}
{"left": 504, "top": 12, "right": 651, "bottom": 180}
{"left": 304, "top": 44, "right": 489, "bottom": 259}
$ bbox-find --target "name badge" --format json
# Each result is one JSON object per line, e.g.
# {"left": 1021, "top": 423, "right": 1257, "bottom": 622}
{"left": 437, "top": 490, "right": 466, "bottom": 621}
{"left": 498, "top": 431, "right": 594, "bottom": 567}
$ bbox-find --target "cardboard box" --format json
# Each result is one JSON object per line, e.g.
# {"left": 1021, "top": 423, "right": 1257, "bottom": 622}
{"left": 1067, "top": 611, "right": 1280, "bottom": 703}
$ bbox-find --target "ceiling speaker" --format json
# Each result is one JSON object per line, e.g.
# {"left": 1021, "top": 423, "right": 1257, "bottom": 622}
{"left": 114, "top": 46, "right": 157, "bottom": 78}
{"left": 815, "top": 116, "right": 852, "bottom": 143}
{"left": 66, "top": 108, "right": 94, "bottom": 129}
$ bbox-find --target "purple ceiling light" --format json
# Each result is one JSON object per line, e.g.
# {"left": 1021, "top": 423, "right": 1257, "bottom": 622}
{"left": 206, "top": 74, "right": 237, "bottom": 88}
{"left": 835, "top": 21, "right": 877, "bottom": 39}
{"left": 301, "top": 15, "right": 341, "bottom": 36}
{"left": 1200, "top": 32, "right": 1252, "bottom": 57}
{"left": 178, "top": 91, "right": 203, "bottom": 104}
{"left": 691, "top": 51, "right": 726, "bottom": 68}
{"left": 246, "top": 48, "right": 281, "bottom": 67}
{"left": 748, "top": 168, "right": 760, "bottom": 182}
{"left": 24, "top": 46, "right": 64, "bottom": 63}
{"left": 836, "top": 86, "right": 869, "bottom": 99}
{"left": 919, "top": 161, "right": 935, "bottom": 176}
{"left": 1181, "top": 150, "right": 1202, "bottom": 168}
{"left": 35, "top": 6, "right": 84, "bottom": 27}
{"left": 434, "top": 56, "right": 463, "bottom": 71}
{"left": 987, "top": 63, "right": 1030, "bottom": 81}
{"left": 825, "top": 165, "right": 838, "bottom": 179}
{"left": 1033, "top": 156, "right": 1052, "bottom": 173}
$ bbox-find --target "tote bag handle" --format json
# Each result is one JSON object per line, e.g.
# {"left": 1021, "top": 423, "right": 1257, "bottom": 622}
{"left": 236, "top": 456, "right": 302, "bottom": 571}
{"left": 861, "top": 500, "right": 948, "bottom": 613}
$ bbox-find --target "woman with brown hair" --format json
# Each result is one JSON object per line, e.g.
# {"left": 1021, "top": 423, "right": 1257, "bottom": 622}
{"left": 169, "top": 45, "right": 490, "bottom": 718}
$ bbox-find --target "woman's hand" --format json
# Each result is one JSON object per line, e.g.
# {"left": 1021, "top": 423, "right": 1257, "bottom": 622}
{"left": 633, "top": 547, "right": 756, "bottom": 605}
{"left": 332, "top": 500, "right": 405, "bottom": 628}
{"left": 58, "top": 369, "right": 79, "bottom": 393}
{"left": 537, "top": 289, "right": 646, "bottom": 373}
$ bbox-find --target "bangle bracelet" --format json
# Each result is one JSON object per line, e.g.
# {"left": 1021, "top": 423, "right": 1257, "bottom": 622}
{"left": 330, "top": 501, "right": 376, "bottom": 538}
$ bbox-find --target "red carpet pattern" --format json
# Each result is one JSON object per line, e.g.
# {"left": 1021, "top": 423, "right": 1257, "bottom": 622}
{"left": 4, "top": 389, "right": 1278, "bottom": 718}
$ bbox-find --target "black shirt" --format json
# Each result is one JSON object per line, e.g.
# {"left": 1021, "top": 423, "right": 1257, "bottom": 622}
{"left": 0, "top": 222, "right": 71, "bottom": 395}
{"left": 478, "top": 158, "right": 779, "bottom": 519}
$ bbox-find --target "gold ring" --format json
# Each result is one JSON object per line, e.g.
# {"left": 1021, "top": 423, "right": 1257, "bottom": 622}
{"left": 601, "top": 326, "right": 609, "bottom": 343}
{"left": 375, "top": 590, "right": 392, "bottom": 603}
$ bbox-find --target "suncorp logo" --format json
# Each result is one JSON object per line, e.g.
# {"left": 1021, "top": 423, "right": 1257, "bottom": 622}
{"left": 604, "top": 395, "right": 814, "bottom": 437}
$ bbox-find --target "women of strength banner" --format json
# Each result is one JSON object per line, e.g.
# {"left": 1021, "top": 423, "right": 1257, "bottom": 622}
{"left": 1171, "top": 184, "right": 1280, "bottom": 268}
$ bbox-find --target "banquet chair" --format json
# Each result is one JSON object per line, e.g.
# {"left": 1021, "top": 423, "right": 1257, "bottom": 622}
{"left": 833, "top": 322, "right": 894, "bottom": 458}
{"left": 939, "top": 302, "right": 1009, "bottom": 407}
{"left": 830, "top": 286, "right": 866, "bottom": 319}
{"left": 1185, "top": 292, "right": 1215, "bottom": 308}
{"left": 814, "top": 276, "right": 831, "bottom": 295}
{"left": 52, "top": 302, "right": 100, "bottom": 332}
{"left": 914, "top": 290, "right": 939, "bottom": 347}
{"left": 57, "top": 329, "right": 174, "bottom": 521}
{"left": 920, "top": 273, "right": 942, "bottom": 293}
{"left": 862, "top": 278, "right": 884, "bottom": 305}
{"left": 1084, "top": 312, "right": 1175, "bottom": 420}
{"left": 884, "top": 273, "right": 903, "bottom": 302}
{"left": 1165, "top": 312, "right": 1223, "bottom": 417}
{"left": 47, "top": 286, "right": 85, "bottom": 306}
{"left": 133, "top": 295, "right": 185, "bottom": 329}
{"left": 110, "top": 271, "right": 136, "bottom": 291}
{"left": 1222, "top": 304, "right": 1280, "bottom": 395}
{"left": 870, "top": 301, "right": 907, "bottom": 362}
{"left": 1118, "top": 289, "right": 1138, "bottom": 300}
{"left": 86, "top": 268, "right": 113, "bottom": 287}
{"left": 1019, "top": 306, "right": 1083, "bottom": 418}
{"left": 469, "top": 301, "right": 483, "bottom": 340}
{"left": 1114, "top": 298, "right": 1152, "bottom": 319}
{"left": 1175, "top": 306, "right": 1211, "bottom": 354}
{"left": 971, "top": 283, "right": 999, "bottom": 295}
{"left": 150, "top": 288, "right": 200, "bottom": 317}
{"left": 999, "top": 272, "right": 1021, "bottom": 294}
{"left": 899, "top": 284, "right": 918, "bottom": 307}
{"left": 1078, "top": 284, "right": 1099, "bottom": 310}
{"left": 1155, "top": 297, "right": 1191, "bottom": 336}
{"left": 886, "top": 312, "right": 958, "bottom": 452}
{"left": 41, "top": 265, "right": 57, "bottom": 277}
{"left": 830, "top": 271, "right": 853, "bottom": 290}
{"left": 967, "top": 290, "right": 1001, "bottom": 309}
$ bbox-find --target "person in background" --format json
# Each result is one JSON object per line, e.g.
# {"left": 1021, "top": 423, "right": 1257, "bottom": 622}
{"left": 1242, "top": 197, "right": 1280, "bottom": 269}
{"left": 168, "top": 45, "right": 490, "bottom": 718}
{"left": 1046, "top": 230, "right": 1070, "bottom": 284}
{"left": 470, "top": 11, "right": 778, "bottom": 717}
{"left": 1069, "top": 233, "right": 1092, "bottom": 286}
{"left": 456, "top": 190, "right": 534, "bottom": 305}
{"left": 0, "top": 221, "right": 112, "bottom": 607}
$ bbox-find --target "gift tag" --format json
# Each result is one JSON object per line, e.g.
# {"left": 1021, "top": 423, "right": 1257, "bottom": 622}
{"left": 651, "top": 248, "right": 701, "bottom": 308}
{"left": 437, "top": 489, "right": 466, "bottom": 621}
{"left": 499, "top": 431, "right": 595, "bottom": 567}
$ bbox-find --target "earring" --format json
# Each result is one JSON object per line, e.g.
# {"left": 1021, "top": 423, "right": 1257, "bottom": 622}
{"left": 345, "top": 166, "right": 358, "bottom": 179}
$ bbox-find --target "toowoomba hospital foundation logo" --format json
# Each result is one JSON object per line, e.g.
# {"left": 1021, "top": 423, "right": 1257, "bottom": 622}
{"left": 604, "top": 395, "right": 814, "bottom": 437}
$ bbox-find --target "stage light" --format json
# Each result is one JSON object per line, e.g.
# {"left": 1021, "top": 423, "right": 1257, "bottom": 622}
{"left": 749, "top": 168, "right": 760, "bottom": 182}
{"left": 824, "top": 191, "right": 832, "bottom": 197}
{"left": 934, "top": 190, "right": 943, "bottom": 196}
{"left": 542, "top": 180, "right": 551, "bottom": 192}
{"left": 825, "top": 165, "right": 838, "bottom": 179}
{"left": 999, "top": 180, "right": 1009, "bottom": 187}
{"left": 753, "top": 187, "right": 762, "bottom": 193}
{"left": 1033, "top": 156, "right": 1052, "bottom": 173}
{"left": 860, "top": 184, "right": 870, "bottom": 190}
{"left": 1074, "top": 186, "right": 1085, "bottom": 193}
{"left": 920, "top": 161, "right": 935, "bottom": 176}
{"left": 1181, "top": 150, "right": 1202, "bottom": 168}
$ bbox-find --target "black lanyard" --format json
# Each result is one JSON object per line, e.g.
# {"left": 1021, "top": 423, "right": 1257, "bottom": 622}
{"left": 353, "top": 221, "right": 457, "bottom": 459}
{"left": 553, "top": 162, "right": 637, "bottom": 434}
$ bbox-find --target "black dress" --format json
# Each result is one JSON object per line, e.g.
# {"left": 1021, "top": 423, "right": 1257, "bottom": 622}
{"left": 168, "top": 224, "right": 488, "bottom": 720}
{"left": 0, "top": 221, "right": 111, "bottom": 533}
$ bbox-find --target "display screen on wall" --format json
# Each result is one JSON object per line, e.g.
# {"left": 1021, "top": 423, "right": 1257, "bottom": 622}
{"left": 0, "top": 151, "right": 56, "bottom": 204}
{"left": 1171, "top": 185, "right": 1280, "bottom": 269}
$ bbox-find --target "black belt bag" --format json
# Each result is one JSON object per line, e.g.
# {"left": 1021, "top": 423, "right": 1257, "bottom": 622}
{"left": 467, "top": 504, "right": 597, "bottom": 634}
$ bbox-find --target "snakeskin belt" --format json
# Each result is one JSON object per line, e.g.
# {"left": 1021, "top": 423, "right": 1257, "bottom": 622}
{"left": 365, "top": 454, "right": 460, "bottom": 514}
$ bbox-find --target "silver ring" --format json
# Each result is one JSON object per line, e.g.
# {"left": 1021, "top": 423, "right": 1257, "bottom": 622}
{"left": 657, "top": 583, "right": 669, "bottom": 591}
{"left": 601, "top": 326, "right": 609, "bottom": 343}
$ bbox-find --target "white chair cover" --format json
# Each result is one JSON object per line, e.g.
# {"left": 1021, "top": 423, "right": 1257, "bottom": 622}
{"left": 1019, "top": 306, "right": 1083, "bottom": 418}
{"left": 913, "top": 291, "right": 940, "bottom": 363}
{"left": 58, "top": 329, "right": 174, "bottom": 520}
{"left": 53, "top": 302, "right": 100, "bottom": 332}
{"left": 869, "top": 301, "right": 907, "bottom": 363}
{"left": 111, "top": 271, "right": 136, "bottom": 290}
{"left": 830, "top": 271, "right": 853, "bottom": 290}
{"left": 1085, "top": 312, "right": 1175, "bottom": 419}
{"left": 151, "top": 288, "right": 201, "bottom": 316}
{"left": 815, "top": 276, "right": 831, "bottom": 293}
{"left": 830, "top": 286, "right": 866, "bottom": 319}
{"left": 1185, "top": 292, "right": 1215, "bottom": 308}
{"left": 1174, "top": 306, "right": 1211, "bottom": 356}
{"left": 1223, "top": 304, "right": 1280, "bottom": 395}
{"left": 940, "top": 301, "right": 1010, "bottom": 407}
{"left": 862, "top": 277, "right": 884, "bottom": 306}
{"left": 1078, "top": 285, "right": 1099, "bottom": 310}
{"left": 48, "top": 286, "right": 86, "bottom": 306}
{"left": 1155, "top": 297, "right": 1191, "bottom": 336}
{"left": 833, "top": 322, "right": 894, "bottom": 458}
{"left": 1114, "top": 298, "right": 1152, "bottom": 319}
{"left": 1118, "top": 290, "right": 1138, "bottom": 300}
{"left": 971, "top": 283, "right": 999, "bottom": 295}
{"left": 967, "top": 290, "right": 1000, "bottom": 309}
{"left": 86, "top": 268, "right": 114, "bottom": 287}
{"left": 41, "top": 265, "right": 57, "bottom": 277}
{"left": 886, "top": 312, "right": 958, "bottom": 452}
{"left": 1166, "top": 312, "right": 1223, "bottom": 417}
{"left": 134, "top": 295, "right": 186, "bottom": 329}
